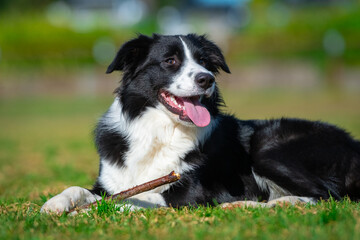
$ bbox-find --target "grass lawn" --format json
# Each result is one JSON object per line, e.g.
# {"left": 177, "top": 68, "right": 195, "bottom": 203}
{"left": 1, "top": 88, "right": 360, "bottom": 239}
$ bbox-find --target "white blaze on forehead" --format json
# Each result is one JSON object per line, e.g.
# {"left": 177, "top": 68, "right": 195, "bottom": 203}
{"left": 166, "top": 37, "right": 214, "bottom": 97}
{"left": 179, "top": 37, "right": 214, "bottom": 79}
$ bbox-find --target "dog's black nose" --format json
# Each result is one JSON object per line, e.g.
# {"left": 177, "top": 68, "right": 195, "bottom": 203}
{"left": 195, "top": 73, "right": 215, "bottom": 90}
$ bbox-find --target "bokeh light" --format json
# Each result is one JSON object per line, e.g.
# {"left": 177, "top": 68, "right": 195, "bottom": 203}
{"left": 92, "top": 37, "right": 116, "bottom": 65}
{"left": 323, "top": 29, "right": 346, "bottom": 57}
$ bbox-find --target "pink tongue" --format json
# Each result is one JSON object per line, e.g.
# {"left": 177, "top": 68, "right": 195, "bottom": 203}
{"left": 183, "top": 97, "right": 211, "bottom": 127}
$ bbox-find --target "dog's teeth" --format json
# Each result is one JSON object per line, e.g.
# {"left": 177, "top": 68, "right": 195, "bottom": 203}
{"left": 170, "top": 97, "right": 178, "bottom": 105}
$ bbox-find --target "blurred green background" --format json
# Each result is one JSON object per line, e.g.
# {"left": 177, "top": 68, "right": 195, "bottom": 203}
{"left": 1, "top": 0, "right": 360, "bottom": 93}
{"left": 0, "top": 0, "right": 360, "bottom": 200}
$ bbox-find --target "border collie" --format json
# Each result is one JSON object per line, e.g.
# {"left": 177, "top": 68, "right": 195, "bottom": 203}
{"left": 41, "top": 34, "right": 360, "bottom": 213}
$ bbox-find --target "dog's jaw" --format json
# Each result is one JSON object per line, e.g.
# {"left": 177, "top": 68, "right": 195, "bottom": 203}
{"left": 158, "top": 89, "right": 212, "bottom": 127}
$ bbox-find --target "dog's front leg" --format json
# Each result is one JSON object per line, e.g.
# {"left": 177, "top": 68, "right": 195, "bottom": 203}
{"left": 41, "top": 186, "right": 101, "bottom": 214}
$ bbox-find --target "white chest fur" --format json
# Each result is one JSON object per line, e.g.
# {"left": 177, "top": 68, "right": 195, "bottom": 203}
{"left": 98, "top": 98, "right": 215, "bottom": 194}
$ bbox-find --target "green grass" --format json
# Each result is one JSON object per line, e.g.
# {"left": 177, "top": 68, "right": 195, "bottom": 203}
{"left": 1, "top": 89, "right": 360, "bottom": 239}
{"left": 1, "top": 198, "right": 360, "bottom": 239}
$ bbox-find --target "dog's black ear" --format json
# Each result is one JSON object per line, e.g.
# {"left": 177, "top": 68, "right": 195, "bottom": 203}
{"left": 189, "top": 34, "right": 230, "bottom": 74}
{"left": 106, "top": 34, "right": 154, "bottom": 74}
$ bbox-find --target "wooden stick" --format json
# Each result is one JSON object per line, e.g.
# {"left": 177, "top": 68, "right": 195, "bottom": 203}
{"left": 67, "top": 171, "right": 180, "bottom": 214}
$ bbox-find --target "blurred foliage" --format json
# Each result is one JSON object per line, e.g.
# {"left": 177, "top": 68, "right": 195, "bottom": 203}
{"left": 0, "top": 0, "right": 54, "bottom": 10}
{"left": 0, "top": 12, "right": 129, "bottom": 71}
{"left": 230, "top": 0, "right": 360, "bottom": 65}
{"left": 0, "top": 0, "right": 359, "bottom": 73}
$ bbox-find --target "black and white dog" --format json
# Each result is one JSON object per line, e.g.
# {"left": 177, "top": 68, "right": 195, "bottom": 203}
{"left": 41, "top": 34, "right": 360, "bottom": 213}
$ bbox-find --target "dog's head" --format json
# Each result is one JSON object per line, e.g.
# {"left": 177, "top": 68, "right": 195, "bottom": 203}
{"left": 107, "top": 33, "right": 230, "bottom": 127}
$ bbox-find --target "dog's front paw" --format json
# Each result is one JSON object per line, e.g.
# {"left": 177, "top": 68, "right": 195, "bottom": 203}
{"left": 40, "top": 186, "right": 100, "bottom": 214}
{"left": 40, "top": 194, "right": 74, "bottom": 214}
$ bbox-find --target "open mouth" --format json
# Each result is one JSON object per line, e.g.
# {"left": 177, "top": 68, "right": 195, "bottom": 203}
{"left": 158, "top": 90, "right": 211, "bottom": 127}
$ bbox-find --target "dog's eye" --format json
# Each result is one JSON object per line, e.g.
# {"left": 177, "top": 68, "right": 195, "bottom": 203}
{"left": 165, "top": 58, "right": 176, "bottom": 65}
{"left": 199, "top": 58, "right": 206, "bottom": 66}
